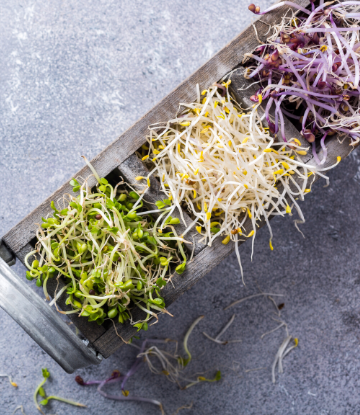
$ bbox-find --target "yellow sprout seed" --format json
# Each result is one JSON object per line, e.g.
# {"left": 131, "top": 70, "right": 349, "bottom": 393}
{"left": 222, "top": 235, "right": 231, "bottom": 245}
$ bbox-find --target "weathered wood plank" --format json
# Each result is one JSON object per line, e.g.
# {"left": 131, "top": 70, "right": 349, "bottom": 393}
{"left": 117, "top": 154, "right": 206, "bottom": 255}
{"left": 2, "top": 0, "right": 310, "bottom": 260}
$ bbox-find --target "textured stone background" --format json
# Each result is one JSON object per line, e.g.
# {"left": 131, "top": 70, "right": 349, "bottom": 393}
{"left": 1, "top": 1, "right": 360, "bottom": 414}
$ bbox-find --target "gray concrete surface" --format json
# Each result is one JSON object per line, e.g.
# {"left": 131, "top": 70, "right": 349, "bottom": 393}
{"left": 1, "top": 1, "right": 360, "bottom": 414}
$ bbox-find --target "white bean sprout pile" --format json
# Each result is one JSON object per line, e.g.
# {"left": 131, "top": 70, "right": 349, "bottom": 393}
{"left": 139, "top": 83, "right": 340, "bottom": 274}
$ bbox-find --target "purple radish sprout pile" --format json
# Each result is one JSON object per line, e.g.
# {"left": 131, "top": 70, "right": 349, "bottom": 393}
{"left": 246, "top": 1, "right": 360, "bottom": 164}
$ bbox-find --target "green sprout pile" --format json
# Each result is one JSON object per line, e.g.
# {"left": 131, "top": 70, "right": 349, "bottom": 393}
{"left": 25, "top": 161, "right": 187, "bottom": 331}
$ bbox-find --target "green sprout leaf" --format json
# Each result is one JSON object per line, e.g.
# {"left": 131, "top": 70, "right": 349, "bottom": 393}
{"left": 69, "top": 202, "right": 82, "bottom": 212}
{"left": 38, "top": 387, "right": 46, "bottom": 397}
{"left": 106, "top": 199, "right": 115, "bottom": 210}
{"left": 129, "top": 191, "right": 140, "bottom": 200}
{"left": 156, "top": 277, "right": 167, "bottom": 288}
{"left": 107, "top": 226, "right": 119, "bottom": 235}
{"left": 198, "top": 370, "right": 222, "bottom": 382}
{"left": 99, "top": 185, "right": 107, "bottom": 192}
{"left": 214, "top": 370, "right": 222, "bottom": 381}
{"left": 69, "top": 178, "right": 80, "bottom": 192}
{"left": 42, "top": 368, "right": 50, "bottom": 378}
{"left": 134, "top": 323, "right": 143, "bottom": 332}
{"left": 50, "top": 201, "right": 60, "bottom": 218}
{"left": 155, "top": 201, "right": 166, "bottom": 209}
{"left": 175, "top": 262, "right": 186, "bottom": 274}
{"left": 99, "top": 178, "right": 108, "bottom": 185}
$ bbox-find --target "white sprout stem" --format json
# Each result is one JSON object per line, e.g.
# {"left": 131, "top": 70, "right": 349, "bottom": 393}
{"left": 82, "top": 155, "right": 101, "bottom": 183}
{"left": 272, "top": 335, "right": 292, "bottom": 383}
{"left": 261, "top": 322, "right": 286, "bottom": 339}
{"left": 202, "top": 332, "right": 227, "bottom": 345}
{"left": 224, "top": 293, "right": 284, "bottom": 311}
{"left": 215, "top": 314, "right": 236, "bottom": 340}
{"left": 183, "top": 315, "right": 204, "bottom": 362}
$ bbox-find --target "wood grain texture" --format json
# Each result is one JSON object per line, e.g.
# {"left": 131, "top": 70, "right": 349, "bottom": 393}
{"left": 117, "top": 154, "right": 206, "bottom": 255}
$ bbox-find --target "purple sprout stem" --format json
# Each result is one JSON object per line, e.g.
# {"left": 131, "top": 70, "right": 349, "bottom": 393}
{"left": 303, "top": 27, "right": 360, "bottom": 34}
{"left": 275, "top": 95, "right": 287, "bottom": 142}
{"left": 246, "top": 54, "right": 268, "bottom": 65}
{"left": 271, "top": 90, "right": 338, "bottom": 114}
{"left": 329, "top": 13, "right": 358, "bottom": 86}
{"left": 312, "top": 141, "right": 321, "bottom": 165}
{"left": 269, "top": 86, "right": 340, "bottom": 100}
{"left": 320, "top": 132, "right": 329, "bottom": 165}
{"left": 274, "top": 99, "right": 279, "bottom": 134}
{"left": 302, "top": 107, "right": 310, "bottom": 131}
{"left": 282, "top": 108, "right": 301, "bottom": 120}
{"left": 97, "top": 381, "right": 163, "bottom": 412}
{"left": 121, "top": 339, "right": 170, "bottom": 391}
{"left": 249, "top": 63, "right": 264, "bottom": 79}
{"left": 336, "top": 32, "right": 359, "bottom": 88}
{"left": 304, "top": 2, "right": 330, "bottom": 27}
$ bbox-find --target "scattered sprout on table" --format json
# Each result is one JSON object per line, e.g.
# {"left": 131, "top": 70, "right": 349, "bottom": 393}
{"left": 202, "top": 314, "right": 242, "bottom": 345}
{"left": 11, "top": 406, "right": 26, "bottom": 415}
{"left": 272, "top": 336, "right": 299, "bottom": 383}
{"left": 34, "top": 368, "right": 85, "bottom": 413}
{"left": 0, "top": 373, "right": 18, "bottom": 388}
{"left": 75, "top": 316, "right": 221, "bottom": 412}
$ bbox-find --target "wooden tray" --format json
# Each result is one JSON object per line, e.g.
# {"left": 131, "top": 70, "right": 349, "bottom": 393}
{"left": 2, "top": 0, "right": 354, "bottom": 359}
